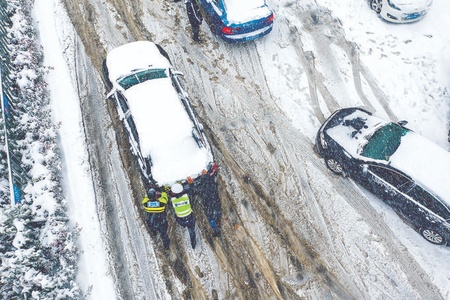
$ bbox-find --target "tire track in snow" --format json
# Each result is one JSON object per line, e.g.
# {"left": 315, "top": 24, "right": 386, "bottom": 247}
{"left": 62, "top": 2, "right": 173, "bottom": 297}
{"left": 171, "top": 30, "right": 366, "bottom": 297}
{"left": 285, "top": 6, "right": 398, "bottom": 121}
{"left": 286, "top": 21, "right": 340, "bottom": 122}
{"left": 72, "top": 36, "right": 139, "bottom": 299}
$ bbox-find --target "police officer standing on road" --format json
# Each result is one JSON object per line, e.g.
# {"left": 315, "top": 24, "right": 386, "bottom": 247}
{"left": 184, "top": 0, "right": 203, "bottom": 43}
{"left": 142, "top": 188, "right": 170, "bottom": 249}
{"left": 170, "top": 183, "right": 197, "bottom": 248}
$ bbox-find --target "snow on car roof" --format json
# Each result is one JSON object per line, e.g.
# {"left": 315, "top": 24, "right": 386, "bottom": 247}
{"left": 223, "top": 0, "right": 271, "bottom": 24}
{"left": 124, "top": 78, "right": 211, "bottom": 185}
{"left": 326, "top": 110, "right": 387, "bottom": 158}
{"left": 390, "top": 132, "right": 450, "bottom": 206}
{"left": 106, "top": 41, "right": 171, "bottom": 82}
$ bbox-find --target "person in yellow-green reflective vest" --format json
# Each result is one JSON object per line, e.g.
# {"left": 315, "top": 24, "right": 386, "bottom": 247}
{"left": 142, "top": 188, "right": 170, "bottom": 249}
{"left": 170, "top": 183, "right": 196, "bottom": 249}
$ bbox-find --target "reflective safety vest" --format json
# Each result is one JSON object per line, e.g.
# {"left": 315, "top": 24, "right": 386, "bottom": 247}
{"left": 171, "top": 194, "right": 192, "bottom": 218}
{"left": 142, "top": 192, "right": 168, "bottom": 213}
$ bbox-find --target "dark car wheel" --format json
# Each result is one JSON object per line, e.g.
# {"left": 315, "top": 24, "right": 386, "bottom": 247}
{"left": 102, "top": 59, "right": 113, "bottom": 90}
{"left": 325, "top": 158, "right": 343, "bottom": 175}
{"left": 155, "top": 44, "right": 172, "bottom": 64}
{"left": 420, "top": 228, "right": 445, "bottom": 245}
{"left": 370, "top": 0, "right": 382, "bottom": 13}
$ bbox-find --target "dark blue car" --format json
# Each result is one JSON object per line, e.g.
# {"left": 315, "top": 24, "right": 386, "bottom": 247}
{"left": 315, "top": 107, "right": 450, "bottom": 245}
{"left": 196, "top": 0, "right": 274, "bottom": 43}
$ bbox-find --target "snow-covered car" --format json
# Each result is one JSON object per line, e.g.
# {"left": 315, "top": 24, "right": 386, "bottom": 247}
{"left": 369, "top": 0, "right": 433, "bottom": 23}
{"left": 102, "top": 41, "right": 217, "bottom": 192}
{"left": 315, "top": 107, "right": 450, "bottom": 245}
{"left": 196, "top": 0, "right": 274, "bottom": 43}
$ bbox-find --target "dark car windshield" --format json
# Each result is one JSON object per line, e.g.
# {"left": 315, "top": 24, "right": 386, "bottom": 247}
{"left": 361, "top": 123, "right": 409, "bottom": 161}
{"left": 118, "top": 68, "right": 168, "bottom": 90}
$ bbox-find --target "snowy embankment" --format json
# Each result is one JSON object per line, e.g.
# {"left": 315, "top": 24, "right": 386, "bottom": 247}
{"left": 32, "top": 0, "right": 117, "bottom": 298}
{"left": 1, "top": 1, "right": 80, "bottom": 298}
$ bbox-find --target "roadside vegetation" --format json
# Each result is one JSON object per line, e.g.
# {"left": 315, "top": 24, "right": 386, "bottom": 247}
{"left": 0, "top": 1, "right": 80, "bottom": 298}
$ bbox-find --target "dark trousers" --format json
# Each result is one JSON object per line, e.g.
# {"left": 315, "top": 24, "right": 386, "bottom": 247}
{"left": 175, "top": 213, "right": 195, "bottom": 229}
{"left": 198, "top": 174, "right": 221, "bottom": 235}
{"left": 176, "top": 213, "right": 196, "bottom": 248}
{"left": 146, "top": 212, "right": 170, "bottom": 248}
{"left": 186, "top": 1, "right": 202, "bottom": 38}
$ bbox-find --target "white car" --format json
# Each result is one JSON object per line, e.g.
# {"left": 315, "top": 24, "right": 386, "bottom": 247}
{"left": 369, "top": 0, "right": 433, "bottom": 23}
{"left": 103, "top": 41, "right": 216, "bottom": 190}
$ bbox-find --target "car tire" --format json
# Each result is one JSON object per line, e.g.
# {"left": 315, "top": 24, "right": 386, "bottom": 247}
{"left": 313, "top": 143, "right": 319, "bottom": 154}
{"left": 155, "top": 44, "right": 172, "bottom": 64}
{"left": 102, "top": 59, "right": 113, "bottom": 89}
{"left": 420, "top": 228, "right": 445, "bottom": 245}
{"left": 325, "top": 158, "right": 343, "bottom": 175}
{"left": 370, "top": 0, "right": 382, "bottom": 13}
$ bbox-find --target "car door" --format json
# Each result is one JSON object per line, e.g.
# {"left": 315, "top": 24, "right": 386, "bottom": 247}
{"left": 114, "top": 91, "right": 130, "bottom": 120}
{"left": 114, "top": 91, "right": 150, "bottom": 178}
{"left": 365, "top": 165, "right": 416, "bottom": 214}
{"left": 405, "top": 185, "right": 450, "bottom": 231}
{"left": 115, "top": 92, "right": 139, "bottom": 146}
{"left": 367, "top": 166, "right": 417, "bottom": 223}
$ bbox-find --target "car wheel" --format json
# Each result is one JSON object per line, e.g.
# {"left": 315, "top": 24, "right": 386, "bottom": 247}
{"left": 370, "top": 0, "right": 382, "bottom": 13}
{"left": 325, "top": 158, "right": 343, "bottom": 175}
{"left": 102, "top": 59, "right": 113, "bottom": 89}
{"left": 155, "top": 44, "right": 172, "bottom": 64}
{"left": 420, "top": 228, "right": 445, "bottom": 245}
{"left": 313, "top": 143, "right": 319, "bottom": 154}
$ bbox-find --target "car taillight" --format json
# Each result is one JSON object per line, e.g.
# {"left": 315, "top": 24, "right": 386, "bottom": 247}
{"left": 209, "top": 163, "right": 218, "bottom": 175}
{"left": 264, "top": 13, "right": 274, "bottom": 25}
{"left": 222, "top": 26, "right": 241, "bottom": 34}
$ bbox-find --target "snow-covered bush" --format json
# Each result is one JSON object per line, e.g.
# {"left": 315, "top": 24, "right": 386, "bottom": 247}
{"left": 0, "top": 0, "right": 80, "bottom": 298}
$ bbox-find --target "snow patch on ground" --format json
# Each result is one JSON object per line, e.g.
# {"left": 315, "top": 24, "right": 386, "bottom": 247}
{"left": 32, "top": 0, "right": 116, "bottom": 298}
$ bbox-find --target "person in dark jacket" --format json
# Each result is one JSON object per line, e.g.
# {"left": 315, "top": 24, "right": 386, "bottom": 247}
{"left": 142, "top": 188, "right": 170, "bottom": 249}
{"left": 170, "top": 183, "right": 197, "bottom": 248}
{"left": 185, "top": 0, "right": 203, "bottom": 43}
{"left": 196, "top": 165, "right": 221, "bottom": 236}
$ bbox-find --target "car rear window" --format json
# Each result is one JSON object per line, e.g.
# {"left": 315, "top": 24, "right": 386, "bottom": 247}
{"left": 118, "top": 68, "right": 168, "bottom": 90}
{"left": 361, "top": 123, "right": 409, "bottom": 161}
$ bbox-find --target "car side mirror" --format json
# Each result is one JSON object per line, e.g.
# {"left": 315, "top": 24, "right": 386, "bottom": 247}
{"left": 361, "top": 164, "right": 368, "bottom": 176}
{"left": 398, "top": 120, "right": 408, "bottom": 126}
{"left": 106, "top": 89, "right": 116, "bottom": 99}
{"left": 172, "top": 70, "right": 184, "bottom": 78}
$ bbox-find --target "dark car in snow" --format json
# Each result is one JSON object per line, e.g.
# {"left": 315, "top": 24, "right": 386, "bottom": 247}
{"left": 315, "top": 107, "right": 450, "bottom": 245}
{"left": 196, "top": 0, "right": 274, "bottom": 43}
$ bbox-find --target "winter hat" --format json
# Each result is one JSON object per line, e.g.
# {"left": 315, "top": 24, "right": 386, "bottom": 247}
{"left": 148, "top": 188, "right": 156, "bottom": 199}
{"left": 171, "top": 183, "right": 183, "bottom": 194}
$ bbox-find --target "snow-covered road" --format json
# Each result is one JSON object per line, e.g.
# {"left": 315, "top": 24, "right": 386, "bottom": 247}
{"left": 34, "top": 0, "right": 450, "bottom": 298}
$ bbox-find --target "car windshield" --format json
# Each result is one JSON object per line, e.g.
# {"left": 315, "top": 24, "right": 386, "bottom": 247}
{"left": 118, "top": 68, "right": 168, "bottom": 90}
{"left": 361, "top": 123, "right": 409, "bottom": 161}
